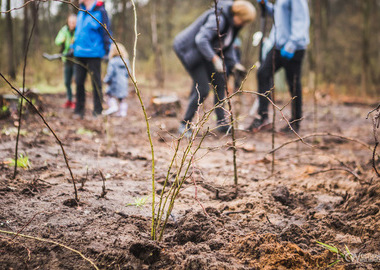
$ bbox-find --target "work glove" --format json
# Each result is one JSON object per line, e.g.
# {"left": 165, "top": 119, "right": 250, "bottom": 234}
{"left": 280, "top": 47, "right": 294, "bottom": 60}
{"left": 281, "top": 41, "right": 296, "bottom": 60}
{"left": 212, "top": 55, "right": 224, "bottom": 73}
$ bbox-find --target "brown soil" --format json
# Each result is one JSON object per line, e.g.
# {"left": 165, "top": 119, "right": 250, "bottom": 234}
{"left": 0, "top": 89, "right": 379, "bottom": 270}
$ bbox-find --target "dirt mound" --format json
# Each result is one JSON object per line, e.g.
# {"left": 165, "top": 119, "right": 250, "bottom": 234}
{"left": 167, "top": 210, "right": 219, "bottom": 245}
{"left": 232, "top": 232, "right": 331, "bottom": 269}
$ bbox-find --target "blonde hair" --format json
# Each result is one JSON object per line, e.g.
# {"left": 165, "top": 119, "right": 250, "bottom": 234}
{"left": 232, "top": 0, "right": 256, "bottom": 23}
{"left": 109, "top": 43, "right": 129, "bottom": 59}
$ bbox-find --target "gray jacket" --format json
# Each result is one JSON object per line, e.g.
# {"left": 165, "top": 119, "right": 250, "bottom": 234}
{"left": 173, "top": 1, "right": 239, "bottom": 71}
{"left": 104, "top": 57, "right": 130, "bottom": 99}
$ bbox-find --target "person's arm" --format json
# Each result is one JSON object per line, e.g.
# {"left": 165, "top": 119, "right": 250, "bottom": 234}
{"left": 194, "top": 12, "right": 227, "bottom": 62}
{"left": 103, "top": 60, "right": 115, "bottom": 84}
{"left": 55, "top": 27, "right": 66, "bottom": 46}
{"left": 283, "top": 0, "right": 309, "bottom": 55}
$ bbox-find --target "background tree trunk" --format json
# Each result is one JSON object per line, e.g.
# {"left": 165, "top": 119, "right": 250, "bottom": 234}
{"left": 6, "top": 0, "right": 16, "bottom": 79}
{"left": 120, "top": 0, "right": 127, "bottom": 45}
{"left": 31, "top": 1, "right": 40, "bottom": 52}
{"left": 361, "top": 0, "right": 371, "bottom": 95}
{"left": 150, "top": 0, "right": 164, "bottom": 87}
{"left": 23, "top": 0, "right": 29, "bottom": 53}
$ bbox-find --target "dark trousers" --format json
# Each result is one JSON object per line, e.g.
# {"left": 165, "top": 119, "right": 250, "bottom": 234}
{"left": 74, "top": 57, "right": 103, "bottom": 115}
{"left": 258, "top": 48, "right": 305, "bottom": 123}
{"left": 64, "top": 61, "right": 74, "bottom": 101}
{"left": 183, "top": 60, "right": 226, "bottom": 123}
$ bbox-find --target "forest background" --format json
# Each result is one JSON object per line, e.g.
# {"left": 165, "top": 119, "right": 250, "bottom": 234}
{"left": 0, "top": 0, "right": 379, "bottom": 99}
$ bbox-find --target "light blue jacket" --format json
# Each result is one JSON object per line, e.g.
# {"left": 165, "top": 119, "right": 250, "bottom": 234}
{"left": 264, "top": 0, "right": 310, "bottom": 53}
{"left": 104, "top": 57, "right": 130, "bottom": 99}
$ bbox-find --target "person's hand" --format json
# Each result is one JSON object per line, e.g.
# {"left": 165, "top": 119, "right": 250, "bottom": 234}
{"left": 280, "top": 47, "right": 295, "bottom": 60}
{"left": 212, "top": 55, "right": 224, "bottom": 73}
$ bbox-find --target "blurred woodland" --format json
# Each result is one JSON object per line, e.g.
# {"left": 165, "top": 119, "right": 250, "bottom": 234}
{"left": 0, "top": 0, "right": 379, "bottom": 97}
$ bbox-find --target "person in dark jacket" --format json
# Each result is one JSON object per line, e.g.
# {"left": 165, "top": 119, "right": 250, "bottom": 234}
{"left": 73, "top": 0, "right": 111, "bottom": 119}
{"left": 173, "top": 0, "right": 256, "bottom": 136}
{"left": 248, "top": 0, "right": 310, "bottom": 133}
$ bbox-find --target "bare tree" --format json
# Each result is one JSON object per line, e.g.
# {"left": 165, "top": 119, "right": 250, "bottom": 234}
{"left": 150, "top": 0, "right": 164, "bottom": 87}
{"left": 31, "top": 1, "right": 40, "bottom": 51}
{"left": 23, "top": 0, "right": 29, "bottom": 53}
{"left": 6, "top": 0, "right": 16, "bottom": 79}
{"left": 361, "top": 0, "right": 371, "bottom": 95}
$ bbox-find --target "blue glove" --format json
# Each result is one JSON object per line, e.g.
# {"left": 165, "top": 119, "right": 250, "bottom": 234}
{"left": 280, "top": 47, "right": 295, "bottom": 60}
{"left": 256, "top": 0, "right": 267, "bottom": 4}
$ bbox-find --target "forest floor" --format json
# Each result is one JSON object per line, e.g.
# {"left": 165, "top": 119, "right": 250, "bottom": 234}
{"left": 0, "top": 86, "right": 379, "bottom": 270}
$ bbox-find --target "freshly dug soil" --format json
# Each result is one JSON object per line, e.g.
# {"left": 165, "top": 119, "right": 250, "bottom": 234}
{"left": 0, "top": 90, "right": 379, "bottom": 269}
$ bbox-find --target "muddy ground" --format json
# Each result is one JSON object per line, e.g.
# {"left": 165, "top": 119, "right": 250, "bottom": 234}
{"left": 0, "top": 86, "right": 379, "bottom": 270}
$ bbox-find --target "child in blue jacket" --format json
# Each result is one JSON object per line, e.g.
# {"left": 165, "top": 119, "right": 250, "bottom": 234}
{"left": 103, "top": 43, "right": 130, "bottom": 117}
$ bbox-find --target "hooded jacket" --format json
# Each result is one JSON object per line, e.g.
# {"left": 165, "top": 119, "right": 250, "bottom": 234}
{"left": 103, "top": 57, "right": 130, "bottom": 99}
{"left": 173, "top": 1, "right": 239, "bottom": 71}
{"left": 73, "top": 1, "right": 111, "bottom": 58}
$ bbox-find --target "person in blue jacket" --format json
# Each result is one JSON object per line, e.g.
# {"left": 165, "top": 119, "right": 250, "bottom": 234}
{"left": 73, "top": 0, "right": 111, "bottom": 118}
{"left": 248, "top": 0, "right": 309, "bottom": 133}
{"left": 173, "top": 0, "right": 256, "bottom": 136}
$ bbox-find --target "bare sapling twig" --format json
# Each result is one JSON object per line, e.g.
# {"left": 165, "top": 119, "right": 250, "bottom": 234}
{"left": 269, "top": 132, "right": 374, "bottom": 154}
{"left": 98, "top": 170, "right": 107, "bottom": 198}
{"left": 0, "top": 74, "right": 79, "bottom": 202}
{"left": 213, "top": 0, "right": 239, "bottom": 189}
{"left": 271, "top": 24, "right": 277, "bottom": 174}
{"left": 50, "top": 0, "right": 156, "bottom": 238}
{"left": 157, "top": 127, "right": 210, "bottom": 241}
{"left": 308, "top": 167, "right": 361, "bottom": 180}
{"left": 0, "top": 230, "right": 99, "bottom": 270}
{"left": 155, "top": 96, "right": 218, "bottom": 240}
{"left": 10, "top": 212, "right": 40, "bottom": 241}
{"left": 367, "top": 104, "right": 380, "bottom": 177}
{"left": 13, "top": 1, "right": 39, "bottom": 179}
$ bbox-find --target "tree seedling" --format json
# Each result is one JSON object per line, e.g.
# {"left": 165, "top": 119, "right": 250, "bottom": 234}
{"left": 76, "top": 127, "right": 94, "bottom": 137}
{"left": 126, "top": 196, "right": 148, "bottom": 208}
{"left": 2, "top": 127, "right": 27, "bottom": 136}
{"left": 316, "top": 241, "right": 347, "bottom": 266}
{"left": 8, "top": 154, "right": 31, "bottom": 169}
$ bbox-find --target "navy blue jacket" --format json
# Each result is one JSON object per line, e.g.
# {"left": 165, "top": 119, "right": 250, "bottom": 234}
{"left": 73, "top": 1, "right": 111, "bottom": 58}
{"left": 173, "top": 1, "right": 239, "bottom": 71}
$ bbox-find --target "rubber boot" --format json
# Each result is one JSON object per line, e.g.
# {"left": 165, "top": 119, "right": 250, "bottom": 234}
{"left": 118, "top": 101, "right": 128, "bottom": 117}
{"left": 102, "top": 97, "right": 119, "bottom": 115}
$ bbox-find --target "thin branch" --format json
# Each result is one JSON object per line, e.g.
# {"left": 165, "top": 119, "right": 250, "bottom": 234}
{"left": 0, "top": 230, "right": 99, "bottom": 270}
{"left": 13, "top": 1, "right": 39, "bottom": 178}
{"left": 0, "top": 74, "right": 78, "bottom": 201}
{"left": 11, "top": 212, "right": 39, "bottom": 241}
{"left": 269, "top": 132, "right": 373, "bottom": 154}
{"left": 213, "top": 0, "right": 239, "bottom": 186}
{"left": 308, "top": 167, "right": 361, "bottom": 180}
